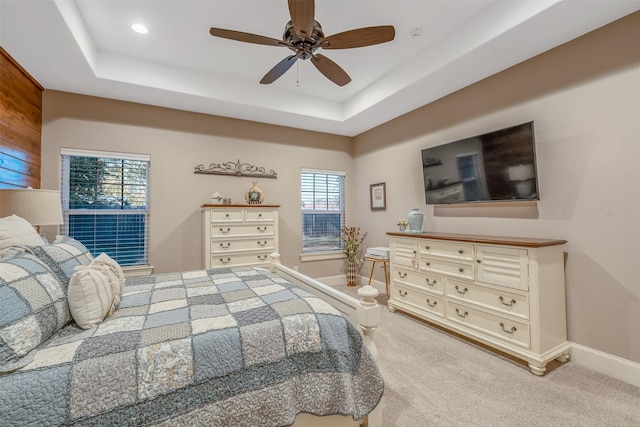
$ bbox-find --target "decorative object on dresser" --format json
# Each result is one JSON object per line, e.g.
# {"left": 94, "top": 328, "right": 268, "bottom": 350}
{"left": 340, "top": 226, "right": 367, "bottom": 287}
{"left": 202, "top": 204, "right": 279, "bottom": 268}
{"left": 369, "top": 182, "right": 386, "bottom": 211}
{"left": 244, "top": 181, "right": 265, "bottom": 204}
{"left": 194, "top": 159, "right": 278, "bottom": 178}
{"left": 387, "top": 231, "right": 569, "bottom": 375}
{"left": 407, "top": 208, "right": 424, "bottom": 232}
{"left": 210, "top": 191, "right": 223, "bottom": 203}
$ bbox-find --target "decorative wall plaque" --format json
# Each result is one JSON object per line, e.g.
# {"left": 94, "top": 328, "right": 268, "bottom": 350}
{"left": 194, "top": 159, "right": 277, "bottom": 179}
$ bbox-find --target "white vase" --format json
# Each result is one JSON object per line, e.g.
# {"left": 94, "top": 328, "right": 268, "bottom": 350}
{"left": 408, "top": 208, "right": 423, "bottom": 233}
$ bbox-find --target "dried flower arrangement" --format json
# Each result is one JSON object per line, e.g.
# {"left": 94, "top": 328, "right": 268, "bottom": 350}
{"left": 340, "top": 226, "right": 367, "bottom": 265}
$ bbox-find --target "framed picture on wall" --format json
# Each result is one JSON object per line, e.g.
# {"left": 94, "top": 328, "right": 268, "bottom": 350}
{"left": 370, "top": 182, "right": 386, "bottom": 211}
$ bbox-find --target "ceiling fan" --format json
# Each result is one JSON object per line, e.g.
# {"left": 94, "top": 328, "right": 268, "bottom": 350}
{"left": 209, "top": 0, "right": 395, "bottom": 86}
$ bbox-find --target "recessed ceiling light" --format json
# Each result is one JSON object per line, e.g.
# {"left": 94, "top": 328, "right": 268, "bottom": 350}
{"left": 409, "top": 27, "right": 423, "bottom": 37}
{"left": 131, "top": 23, "right": 148, "bottom": 34}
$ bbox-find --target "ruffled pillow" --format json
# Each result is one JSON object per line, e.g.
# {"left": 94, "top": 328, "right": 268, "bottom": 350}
{"left": 92, "top": 252, "right": 125, "bottom": 307}
{"left": 67, "top": 264, "right": 118, "bottom": 329}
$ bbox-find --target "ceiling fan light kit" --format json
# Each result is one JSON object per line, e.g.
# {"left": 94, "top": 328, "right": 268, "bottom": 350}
{"left": 209, "top": 0, "right": 395, "bottom": 86}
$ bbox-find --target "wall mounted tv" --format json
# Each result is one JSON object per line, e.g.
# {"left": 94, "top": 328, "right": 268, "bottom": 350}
{"left": 422, "top": 121, "right": 538, "bottom": 205}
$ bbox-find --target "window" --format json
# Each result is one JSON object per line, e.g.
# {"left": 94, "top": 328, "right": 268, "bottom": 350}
{"left": 60, "top": 148, "right": 150, "bottom": 267}
{"left": 301, "top": 169, "right": 345, "bottom": 254}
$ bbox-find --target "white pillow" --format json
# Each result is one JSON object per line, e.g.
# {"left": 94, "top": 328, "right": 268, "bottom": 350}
{"left": 0, "top": 215, "right": 45, "bottom": 251}
{"left": 92, "top": 252, "right": 125, "bottom": 309}
{"left": 67, "top": 265, "right": 116, "bottom": 329}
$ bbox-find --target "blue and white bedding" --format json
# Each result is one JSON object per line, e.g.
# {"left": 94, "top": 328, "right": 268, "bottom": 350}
{"left": 0, "top": 264, "right": 384, "bottom": 426}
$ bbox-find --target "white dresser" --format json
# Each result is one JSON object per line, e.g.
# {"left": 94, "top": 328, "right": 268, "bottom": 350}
{"left": 202, "top": 204, "right": 279, "bottom": 269}
{"left": 387, "top": 231, "right": 569, "bottom": 375}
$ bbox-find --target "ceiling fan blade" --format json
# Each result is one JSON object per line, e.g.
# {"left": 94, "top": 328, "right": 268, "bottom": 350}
{"left": 310, "top": 54, "right": 351, "bottom": 86}
{"left": 320, "top": 25, "right": 395, "bottom": 49}
{"left": 260, "top": 55, "right": 298, "bottom": 84}
{"left": 210, "top": 28, "right": 287, "bottom": 47}
{"left": 288, "top": 0, "right": 315, "bottom": 38}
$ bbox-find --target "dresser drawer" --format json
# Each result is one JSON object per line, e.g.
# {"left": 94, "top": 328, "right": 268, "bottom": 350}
{"left": 418, "top": 241, "right": 474, "bottom": 262}
{"left": 447, "top": 300, "right": 530, "bottom": 349}
{"left": 390, "top": 239, "right": 417, "bottom": 268}
{"left": 419, "top": 257, "right": 475, "bottom": 281}
{"left": 245, "top": 209, "right": 276, "bottom": 222}
{"left": 210, "top": 237, "right": 275, "bottom": 254}
{"left": 209, "top": 209, "right": 244, "bottom": 222}
{"left": 210, "top": 252, "right": 271, "bottom": 267}
{"left": 211, "top": 224, "right": 275, "bottom": 237}
{"left": 446, "top": 279, "right": 529, "bottom": 320}
{"left": 392, "top": 283, "right": 445, "bottom": 317}
{"left": 393, "top": 267, "right": 444, "bottom": 294}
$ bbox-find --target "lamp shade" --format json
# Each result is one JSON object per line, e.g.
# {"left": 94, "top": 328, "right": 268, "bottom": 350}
{"left": 508, "top": 164, "right": 535, "bottom": 181}
{"left": 0, "top": 188, "right": 64, "bottom": 226}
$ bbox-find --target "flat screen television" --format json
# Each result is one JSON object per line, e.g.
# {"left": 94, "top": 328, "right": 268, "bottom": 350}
{"left": 422, "top": 121, "right": 538, "bottom": 204}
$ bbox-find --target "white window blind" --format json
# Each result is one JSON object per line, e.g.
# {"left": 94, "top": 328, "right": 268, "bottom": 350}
{"left": 60, "top": 148, "right": 150, "bottom": 266}
{"left": 301, "top": 169, "right": 345, "bottom": 253}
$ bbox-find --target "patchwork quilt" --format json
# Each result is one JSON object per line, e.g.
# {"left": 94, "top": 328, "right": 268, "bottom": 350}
{"left": 0, "top": 267, "right": 384, "bottom": 426}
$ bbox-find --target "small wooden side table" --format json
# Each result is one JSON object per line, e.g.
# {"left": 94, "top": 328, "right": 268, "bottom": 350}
{"left": 365, "top": 256, "right": 390, "bottom": 300}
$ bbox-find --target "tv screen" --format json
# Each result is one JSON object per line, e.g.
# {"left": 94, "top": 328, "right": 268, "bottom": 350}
{"left": 422, "top": 122, "right": 538, "bottom": 204}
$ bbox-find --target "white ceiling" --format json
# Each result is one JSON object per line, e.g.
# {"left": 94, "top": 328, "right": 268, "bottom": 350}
{"left": 1, "top": 0, "right": 638, "bottom": 136}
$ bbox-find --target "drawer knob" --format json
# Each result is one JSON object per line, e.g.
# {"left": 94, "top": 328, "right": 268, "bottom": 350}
{"left": 458, "top": 249, "right": 464, "bottom": 254}
{"left": 425, "top": 262, "right": 431, "bottom": 267}
{"left": 425, "top": 245, "right": 430, "bottom": 250}
{"left": 225, "top": 213, "right": 230, "bottom": 218}
{"left": 455, "top": 308, "right": 468, "bottom": 318}
{"left": 398, "top": 290, "right": 408, "bottom": 297}
{"left": 258, "top": 213, "right": 263, "bottom": 218}
{"left": 258, "top": 255, "right": 268, "bottom": 261}
{"left": 257, "top": 241, "right": 267, "bottom": 247}
{"left": 257, "top": 226, "right": 267, "bottom": 232}
{"left": 458, "top": 268, "right": 464, "bottom": 273}
{"left": 426, "top": 299, "right": 437, "bottom": 307}
{"left": 477, "top": 259, "right": 481, "bottom": 263}
{"left": 499, "top": 296, "right": 516, "bottom": 307}
{"left": 425, "top": 278, "right": 436, "bottom": 286}
{"left": 455, "top": 285, "right": 468, "bottom": 295}
{"left": 398, "top": 272, "right": 407, "bottom": 279}
{"left": 500, "top": 323, "right": 517, "bottom": 334}
{"left": 220, "top": 227, "right": 231, "bottom": 234}
{"left": 219, "top": 257, "right": 231, "bottom": 264}
{"left": 220, "top": 242, "right": 231, "bottom": 249}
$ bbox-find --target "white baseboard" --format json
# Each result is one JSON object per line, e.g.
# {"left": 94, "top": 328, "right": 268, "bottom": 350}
{"left": 569, "top": 342, "right": 640, "bottom": 388}
{"left": 317, "top": 277, "right": 640, "bottom": 388}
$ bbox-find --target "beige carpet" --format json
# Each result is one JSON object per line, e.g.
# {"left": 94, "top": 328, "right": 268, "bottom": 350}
{"left": 335, "top": 285, "right": 639, "bottom": 426}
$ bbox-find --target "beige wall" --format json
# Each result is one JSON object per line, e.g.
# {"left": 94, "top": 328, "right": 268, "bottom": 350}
{"left": 40, "top": 93, "right": 353, "bottom": 278}
{"left": 41, "top": 12, "right": 639, "bottom": 364}
{"left": 353, "top": 12, "right": 640, "bottom": 363}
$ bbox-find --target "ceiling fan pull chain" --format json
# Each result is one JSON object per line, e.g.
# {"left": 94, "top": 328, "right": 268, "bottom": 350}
{"left": 296, "top": 61, "right": 300, "bottom": 87}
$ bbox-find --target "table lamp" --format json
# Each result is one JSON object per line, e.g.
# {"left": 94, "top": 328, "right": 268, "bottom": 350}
{"left": 0, "top": 188, "right": 64, "bottom": 230}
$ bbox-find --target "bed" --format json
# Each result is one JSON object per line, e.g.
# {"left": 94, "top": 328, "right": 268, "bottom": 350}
{"left": 0, "top": 216, "right": 384, "bottom": 427}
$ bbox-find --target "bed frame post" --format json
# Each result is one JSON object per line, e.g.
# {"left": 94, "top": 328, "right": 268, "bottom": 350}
{"left": 356, "top": 285, "right": 382, "bottom": 427}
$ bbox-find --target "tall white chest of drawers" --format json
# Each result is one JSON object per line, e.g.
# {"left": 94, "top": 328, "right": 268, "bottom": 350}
{"left": 387, "top": 231, "right": 570, "bottom": 375}
{"left": 202, "top": 204, "right": 279, "bottom": 269}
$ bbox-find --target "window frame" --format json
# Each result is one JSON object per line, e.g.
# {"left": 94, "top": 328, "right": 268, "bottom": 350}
{"left": 300, "top": 168, "right": 346, "bottom": 262}
{"left": 60, "top": 148, "right": 151, "bottom": 268}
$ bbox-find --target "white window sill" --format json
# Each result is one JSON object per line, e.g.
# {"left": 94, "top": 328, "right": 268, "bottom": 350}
{"left": 123, "top": 265, "right": 154, "bottom": 277}
{"left": 299, "top": 251, "right": 344, "bottom": 262}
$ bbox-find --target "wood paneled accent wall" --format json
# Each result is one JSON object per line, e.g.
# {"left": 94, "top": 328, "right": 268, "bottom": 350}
{"left": 0, "top": 46, "right": 43, "bottom": 189}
